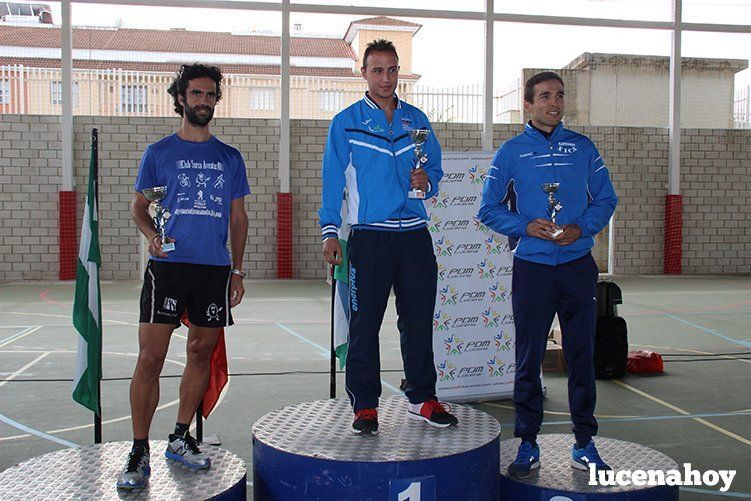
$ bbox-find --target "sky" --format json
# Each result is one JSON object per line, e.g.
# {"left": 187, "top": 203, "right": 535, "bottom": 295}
{"left": 45, "top": 0, "right": 751, "bottom": 88}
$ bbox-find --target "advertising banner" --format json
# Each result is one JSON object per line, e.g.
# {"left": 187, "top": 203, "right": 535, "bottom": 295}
{"left": 428, "top": 152, "right": 516, "bottom": 402}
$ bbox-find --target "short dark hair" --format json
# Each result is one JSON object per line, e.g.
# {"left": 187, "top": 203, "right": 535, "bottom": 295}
{"left": 362, "top": 39, "right": 399, "bottom": 69}
{"left": 524, "top": 71, "right": 564, "bottom": 103}
{"left": 167, "top": 63, "right": 223, "bottom": 116}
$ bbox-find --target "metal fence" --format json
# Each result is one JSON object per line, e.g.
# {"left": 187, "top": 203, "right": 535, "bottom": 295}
{"left": 734, "top": 86, "right": 751, "bottom": 129}
{"left": 0, "top": 64, "right": 526, "bottom": 123}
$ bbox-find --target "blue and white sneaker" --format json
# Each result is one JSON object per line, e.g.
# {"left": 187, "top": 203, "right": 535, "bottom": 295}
{"left": 507, "top": 440, "right": 541, "bottom": 478}
{"left": 116, "top": 446, "right": 150, "bottom": 490}
{"left": 571, "top": 441, "right": 611, "bottom": 472}
{"left": 165, "top": 432, "right": 211, "bottom": 469}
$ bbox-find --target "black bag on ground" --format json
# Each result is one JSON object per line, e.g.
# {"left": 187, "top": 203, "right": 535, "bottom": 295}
{"left": 595, "top": 316, "right": 628, "bottom": 379}
{"left": 594, "top": 280, "right": 628, "bottom": 379}
{"left": 596, "top": 280, "right": 622, "bottom": 317}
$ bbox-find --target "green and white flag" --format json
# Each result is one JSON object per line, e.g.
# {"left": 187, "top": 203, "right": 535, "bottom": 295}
{"left": 72, "top": 148, "right": 102, "bottom": 414}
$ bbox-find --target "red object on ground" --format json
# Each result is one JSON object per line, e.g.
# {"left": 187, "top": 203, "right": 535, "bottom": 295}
{"left": 664, "top": 194, "right": 682, "bottom": 275}
{"left": 181, "top": 313, "right": 228, "bottom": 418}
{"left": 59, "top": 191, "right": 77, "bottom": 280}
{"left": 626, "top": 350, "right": 664, "bottom": 374}
{"left": 277, "top": 192, "right": 293, "bottom": 278}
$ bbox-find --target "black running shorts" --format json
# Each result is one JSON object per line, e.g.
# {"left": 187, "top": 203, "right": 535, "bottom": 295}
{"left": 139, "top": 261, "right": 234, "bottom": 328}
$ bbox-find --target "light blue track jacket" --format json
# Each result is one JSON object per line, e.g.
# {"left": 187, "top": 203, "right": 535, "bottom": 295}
{"left": 318, "top": 93, "right": 443, "bottom": 240}
{"left": 478, "top": 122, "right": 617, "bottom": 265}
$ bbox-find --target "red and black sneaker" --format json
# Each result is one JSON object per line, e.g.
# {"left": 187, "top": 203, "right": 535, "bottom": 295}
{"left": 408, "top": 398, "right": 459, "bottom": 428}
{"left": 352, "top": 408, "right": 378, "bottom": 436}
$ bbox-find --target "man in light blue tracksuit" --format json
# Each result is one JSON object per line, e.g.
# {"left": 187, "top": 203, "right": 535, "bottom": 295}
{"left": 478, "top": 72, "right": 617, "bottom": 478}
{"left": 319, "top": 39, "right": 458, "bottom": 436}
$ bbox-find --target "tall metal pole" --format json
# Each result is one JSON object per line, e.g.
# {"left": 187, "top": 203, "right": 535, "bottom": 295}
{"left": 280, "top": 0, "right": 291, "bottom": 193}
{"left": 61, "top": 0, "right": 74, "bottom": 192}
{"left": 482, "top": 0, "right": 494, "bottom": 152}
{"left": 329, "top": 265, "right": 336, "bottom": 399}
{"left": 668, "top": 0, "right": 682, "bottom": 196}
{"left": 92, "top": 128, "right": 102, "bottom": 444}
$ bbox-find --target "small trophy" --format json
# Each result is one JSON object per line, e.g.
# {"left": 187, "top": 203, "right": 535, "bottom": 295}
{"left": 408, "top": 128, "right": 430, "bottom": 199}
{"left": 542, "top": 182, "right": 564, "bottom": 238}
{"left": 143, "top": 186, "right": 175, "bottom": 252}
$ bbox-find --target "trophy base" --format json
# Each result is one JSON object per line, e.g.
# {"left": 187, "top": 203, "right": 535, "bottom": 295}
{"left": 408, "top": 189, "right": 426, "bottom": 199}
{"left": 162, "top": 242, "right": 176, "bottom": 252}
{"left": 549, "top": 228, "right": 564, "bottom": 238}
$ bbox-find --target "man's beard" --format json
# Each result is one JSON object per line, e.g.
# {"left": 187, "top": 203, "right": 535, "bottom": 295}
{"left": 184, "top": 103, "right": 214, "bottom": 127}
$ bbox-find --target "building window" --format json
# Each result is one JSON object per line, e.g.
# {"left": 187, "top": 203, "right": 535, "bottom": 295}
{"left": 319, "top": 91, "right": 343, "bottom": 112}
{"left": 0, "top": 79, "right": 9, "bottom": 104}
{"left": 120, "top": 84, "right": 148, "bottom": 113}
{"left": 250, "top": 87, "right": 275, "bottom": 111}
{"left": 51, "top": 81, "right": 79, "bottom": 106}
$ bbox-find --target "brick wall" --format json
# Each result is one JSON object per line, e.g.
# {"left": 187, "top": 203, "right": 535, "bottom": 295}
{"left": 1, "top": 115, "right": 749, "bottom": 281}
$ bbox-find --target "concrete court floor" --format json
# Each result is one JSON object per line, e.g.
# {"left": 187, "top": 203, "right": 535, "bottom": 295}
{"left": 0, "top": 274, "right": 749, "bottom": 500}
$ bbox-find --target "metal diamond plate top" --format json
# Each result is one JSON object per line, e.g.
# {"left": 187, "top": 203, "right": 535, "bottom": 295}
{"left": 500, "top": 434, "right": 679, "bottom": 494}
{"left": 0, "top": 440, "right": 246, "bottom": 501}
{"left": 252, "top": 396, "right": 500, "bottom": 462}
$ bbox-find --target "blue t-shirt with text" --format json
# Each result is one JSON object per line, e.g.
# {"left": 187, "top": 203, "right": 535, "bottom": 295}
{"left": 134, "top": 134, "right": 251, "bottom": 266}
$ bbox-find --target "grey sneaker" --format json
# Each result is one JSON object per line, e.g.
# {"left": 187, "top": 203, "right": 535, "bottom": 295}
{"left": 165, "top": 432, "right": 211, "bottom": 469}
{"left": 116, "top": 446, "right": 150, "bottom": 490}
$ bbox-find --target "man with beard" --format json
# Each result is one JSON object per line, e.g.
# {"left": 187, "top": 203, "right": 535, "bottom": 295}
{"left": 117, "top": 63, "right": 250, "bottom": 490}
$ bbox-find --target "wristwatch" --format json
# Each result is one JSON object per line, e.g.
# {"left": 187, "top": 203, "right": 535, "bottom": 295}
{"left": 231, "top": 269, "right": 246, "bottom": 278}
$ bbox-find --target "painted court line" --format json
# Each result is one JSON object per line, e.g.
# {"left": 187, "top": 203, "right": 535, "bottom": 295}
{"left": 680, "top": 487, "right": 751, "bottom": 499}
{"left": 665, "top": 313, "right": 751, "bottom": 349}
{"left": 611, "top": 379, "right": 751, "bottom": 447}
{"left": 0, "top": 351, "right": 78, "bottom": 448}
{"left": 0, "top": 326, "right": 43, "bottom": 348}
{"left": 505, "top": 410, "right": 751, "bottom": 428}
{"left": 4, "top": 310, "right": 136, "bottom": 326}
{"left": 275, "top": 322, "right": 404, "bottom": 397}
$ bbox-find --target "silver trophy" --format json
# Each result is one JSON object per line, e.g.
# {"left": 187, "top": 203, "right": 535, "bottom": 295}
{"left": 408, "top": 128, "right": 430, "bottom": 199}
{"left": 542, "top": 182, "right": 564, "bottom": 238}
{"left": 143, "top": 186, "right": 175, "bottom": 252}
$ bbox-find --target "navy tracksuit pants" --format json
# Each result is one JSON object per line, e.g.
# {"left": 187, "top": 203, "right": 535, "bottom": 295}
{"left": 512, "top": 253, "right": 599, "bottom": 444}
{"left": 345, "top": 227, "right": 438, "bottom": 412}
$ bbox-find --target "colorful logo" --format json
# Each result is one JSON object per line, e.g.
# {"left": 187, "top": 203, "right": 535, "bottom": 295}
{"left": 487, "top": 356, "right": 505, "bottom": 377}
{"left": 494, "top": 331, "right": 513, "bottom": 351}
{"left": 481, "top": 308, "right": 503, "bottom": 328}
{"left": 437, "top": 360, "right": 456, "bottom": 381}
{"left": 444, "top": 334, "right": 464, "bottom": 356}
{"left": 433, "top": 310, "right": 451, "bottom": 331}
{"left": 434, "top": 237, "right": 454, "bottom": 257}
{"left": 430, "top": 191, "right": 451, "bottom": 209}
{"left": 468, "top": 165, "right": 487, "bottom": 184}
{"left": 428, "top": 216, "right": 442, "bottom": 233}
{"left": 489, "top": 282, "right": 510, "bottom": 303}
{"left": 437, "top": 263, "right": 447, "bottom": 281}
{"left": 477, "top": 259, "right": 497, "bottom": 279}
{"left": 484, "top": 236, "right": 508, "bottom": 255}
{"left": 439, "top": 286, "right": 458, "bottom": 306}
{"left": 473, "top": 216, "right": 490, "bottom": 233}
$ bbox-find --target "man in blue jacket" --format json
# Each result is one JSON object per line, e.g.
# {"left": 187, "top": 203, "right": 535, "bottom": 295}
{"left": 319, "top": 39, "right": 458, "bottom": 436}
{"left": 478, "top": 72, "right": 617, "bottom": 477}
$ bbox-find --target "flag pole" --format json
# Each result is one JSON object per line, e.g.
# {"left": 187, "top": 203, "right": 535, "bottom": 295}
{"left": 329, "top": 264, "right": 336, "bottom": 399}
{"left": 92, "top": 128, "right": 102, "bottom": 444}
{"left": 196, "top": 401, "right": 203, "bottom": 443}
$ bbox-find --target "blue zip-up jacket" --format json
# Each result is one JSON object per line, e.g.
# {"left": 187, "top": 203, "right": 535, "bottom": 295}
{"left": 318, "top": 93, "right": 443, "bottom": 240}
{"left": 478, "top": 122, "right": 617, "bottom": 265}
